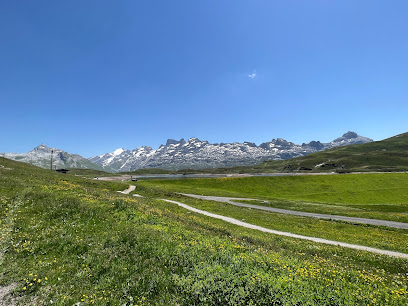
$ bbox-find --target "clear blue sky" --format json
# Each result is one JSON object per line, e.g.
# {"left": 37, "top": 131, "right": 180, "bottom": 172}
{"left": 1, "top": 1, "right": 407, "bottom": 157}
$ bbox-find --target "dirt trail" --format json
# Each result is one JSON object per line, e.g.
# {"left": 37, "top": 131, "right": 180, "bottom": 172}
{"left": 0, "top": 284, "right": 16, "bottom": 306}
{"left": 117, "top": 185, "right": 136, "bottom": 194}
{"left": 162, "top": 199, "right": 408, "bottom": 259}
{"left": 117, "top": 186, "right": 408, "bottom": 258}
{"left": 179, "top": 193, "right": 408, "bottom": 230}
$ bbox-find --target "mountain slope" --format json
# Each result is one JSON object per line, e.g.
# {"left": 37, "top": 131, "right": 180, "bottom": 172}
{"left": 237, "top": 132, "right": 408, "bottom": 173}
{"left": 0, "top": 144, "right": 113, "bottom": 172}
{"left": 90, "top": 132, "right": 373, "bottom": 172}
{"left": 1, "top": 156, "right": 407, "bottom": 304}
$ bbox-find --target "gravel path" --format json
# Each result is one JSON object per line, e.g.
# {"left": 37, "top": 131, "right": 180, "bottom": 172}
{"left": 115, "top": 187, "right": 408, "bottom": 257}
{"left": 0, "top": 283, "right": 16, "bottom": 306}
{"left": 117, "top": 185, "right": 136, "bottom": 194}
{"left": 179, "top": 193, "right": 408, "bottom": 230}
{"left": 118, "top": 185, "right": 143, "bottom": 197}
{"left": 162, "top": 199, "right": 408, "bottom": 259}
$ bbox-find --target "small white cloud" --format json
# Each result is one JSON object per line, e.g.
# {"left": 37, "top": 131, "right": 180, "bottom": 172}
{"left": 248, "top": 71, "right": 256, "bottom": 79}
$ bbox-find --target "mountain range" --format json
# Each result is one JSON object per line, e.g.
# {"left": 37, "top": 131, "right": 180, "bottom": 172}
{"left": 0, "top": 132, "right": 372, "bottom": 172}
{"left": 91, "top": 131, "right": 372, "bottom": 172}
{"left": 239, "top": 131, "right": 408, "bottom": 173}
{"left": 0, "top": 144, "right": 113, "bottom": 172}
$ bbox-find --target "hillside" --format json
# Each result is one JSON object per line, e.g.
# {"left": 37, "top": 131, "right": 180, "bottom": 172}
{"left": 139, "top": 173, "right": 408, "bottom": 223}
{"left": 220, "top": 132, "right": 408, "bottom": 173}
{"left": 1, "top": 156, "right": 408, "bottom": 304}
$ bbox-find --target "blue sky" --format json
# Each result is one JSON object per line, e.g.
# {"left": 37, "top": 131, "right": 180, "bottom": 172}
{"left": 1, "top": 1, "right": 407, "bottom": 157}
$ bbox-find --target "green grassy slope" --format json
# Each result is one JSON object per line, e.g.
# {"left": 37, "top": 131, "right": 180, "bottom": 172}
{"left": 133, "top": 182, "right": 408, "bottom": 254}
{"left": 1, "top": 157, "right": 408, "bottom": 304}
{"left": 66, "top": 168, "right": 112, "bottom": 177}
{"left": 67, "top": 167, "right": 175, "bottom": 178}
{"left": 232, "top": 132, "right": 408, "bottom": 173}
{"left": 139, "top": 174, "right": 408, "bottom": 222}
{"left": 120, "top": 168, "right": 175, "bottom": 175}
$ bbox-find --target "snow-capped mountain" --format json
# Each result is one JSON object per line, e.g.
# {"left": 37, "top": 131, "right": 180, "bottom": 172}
{"left": 89, "top": 146, "right": 155, "bottom": 171}
{"left": 0, "top": 144, "right": 111, "bottom": 171}
{"left": 90, "top": 132, "right": 373, "bottom": 172}
{"left": 329, "top": 131, "right": 372, "bottom": 147}
{"left": 1, "top": 132, "right": 372, "bottom": 172}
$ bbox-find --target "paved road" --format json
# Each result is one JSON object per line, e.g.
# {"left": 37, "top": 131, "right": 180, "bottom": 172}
{"left": 179, "top": 193, "right": 408, "bottom": 230}
{"left": 162, "top": 199, "right": 408, "bottom": 259}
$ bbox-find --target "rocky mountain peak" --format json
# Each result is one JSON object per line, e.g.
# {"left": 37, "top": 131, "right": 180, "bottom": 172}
{"left": 332, "top": 131, "right": 372, "bottom": 144}
{"left": 188, "top": 137, "right": 202, "bottom": 143}
{"left": 302, "top": 141, "right": 324, "bottom": 150}
{"left": 269, "top": 138, "right": 294, "bottom": 148}
{"left": 134, "top": 146, "right": 154, "bottom": 151}
{"left": 89, "top": 131, "right": 373, "bottom": 172}
{"left": 113, "top": 148, "right": 125, "bottom": 155}
{"left": 32, "top": 144, "right": 52, "bottom": 152}
{"left": 4, "top": 145, "right": 110, "bottom": 172}
{"left": 166, "top": 138, "right": 186, "bottom": 146}
{"left": 342, "top": 131, "right": 358, "bottom": 139}
{"left": 186, "top": 137, "right": 209, "bottom": 147}
{"left": 243, "top": 142, "right": 257, "bottom": 147}
{"left": 271, "top": 138, "right": 286, "bottom": 144}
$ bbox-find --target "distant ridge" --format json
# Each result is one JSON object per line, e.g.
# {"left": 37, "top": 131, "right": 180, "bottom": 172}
{"left": 236, "top": 132, "right": 408, "bottom": 173}
{"left": 0, "top": 132, "right": 374, "bottom": 172}
{"left": 90, "top": 132, "right": 372, "bottom": 172}
{"left": 0, "top": 144, "right": 113, "bottom": 172}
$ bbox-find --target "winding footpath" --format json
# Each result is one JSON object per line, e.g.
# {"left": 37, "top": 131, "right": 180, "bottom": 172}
{"left": 118, "top": 186, "right": 408, "bottom": 258}
{"left": 117, "top": 185, "right": 136, "bottom": 194}
{"left": 179, "top": 193, "right": 408, "bottom": 230}
{"left": 162, "top": 199, "right": 408, "bottom": 259}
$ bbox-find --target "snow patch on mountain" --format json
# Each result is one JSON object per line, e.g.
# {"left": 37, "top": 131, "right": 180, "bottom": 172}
{"left": 90, "top": 131, "right": 373, "bottom": 172}
{"left": 113, "top": 148, "right": 125, "bottom": 155}
{"left": 0, "top": 132, "right": 373, "bottom": 172}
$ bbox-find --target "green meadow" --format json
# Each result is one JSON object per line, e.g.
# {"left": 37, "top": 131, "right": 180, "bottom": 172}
{"left": 135, "top": 174, "right": 408, "bottom": 254}
{"left": 1, "top": 157, "right": 408, "bottom": 305}
{"left": 138, "top": 174, "right": 408, "bottom": 222}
